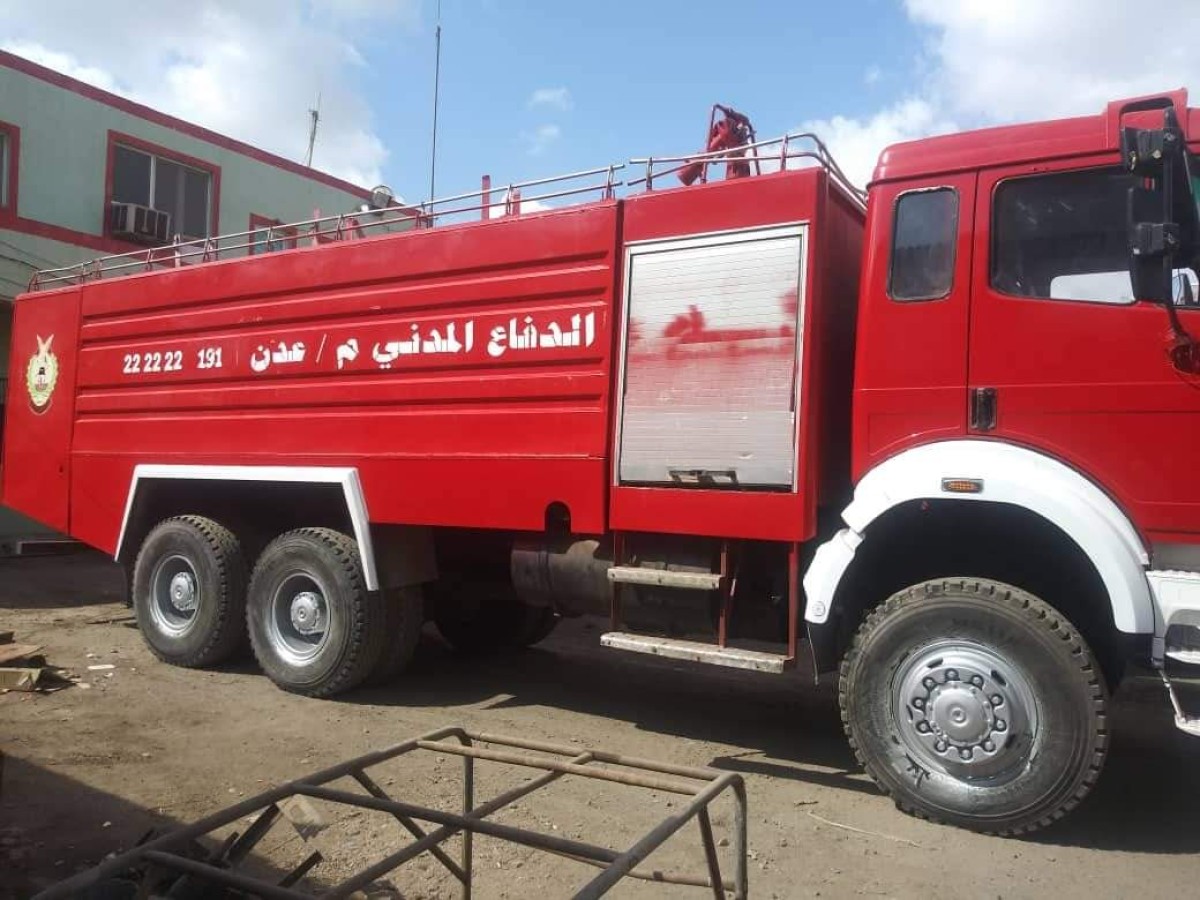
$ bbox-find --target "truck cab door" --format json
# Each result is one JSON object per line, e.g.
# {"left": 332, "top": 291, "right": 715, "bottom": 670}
{"left": 967, "top": 156, "right": 1200, "bottom": 543}
{"left": 851, "top": 171, "right": 977, "bottom": 477}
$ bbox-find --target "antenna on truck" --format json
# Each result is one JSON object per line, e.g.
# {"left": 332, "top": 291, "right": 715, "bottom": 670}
{"left": 305, "top": 92, "right": 322, "bottom": 168}
{"left": 429, "top": 0, "right": 443, "bottom": 203}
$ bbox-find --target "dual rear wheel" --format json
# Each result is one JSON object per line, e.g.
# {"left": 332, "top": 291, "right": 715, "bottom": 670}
{"left": 132, "top": 520, "right": 421, "bottom": 697}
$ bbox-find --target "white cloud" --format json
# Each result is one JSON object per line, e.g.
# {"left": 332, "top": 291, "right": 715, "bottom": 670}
{"left": 906, "top": 0, "right": 1200, "bottom": 123}
{"left": 523, "top": 123, "right": 562, "bottom": 156}
{"left": 800, "top": 98, "right": 956, "bottom": 189}
{"left": 807, "top": 0, "right": 1200, "bottom": 189}
{"left": 864, "top": 65, "right": 883, "bottom": 87}
{"left": 0, "top": 0, "right": 418, "bottom": 186}
{"left": 487, "top": 193, "right": 552, "bottom": 218}
{"left": 2, "top": 41, "right": 123, "bottom": 94}
{"left": 528, "top": 87, "right": 573, "bottom": 111}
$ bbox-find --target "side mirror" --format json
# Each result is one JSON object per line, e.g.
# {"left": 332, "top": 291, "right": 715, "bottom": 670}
{"left": 1122, "top": 106, "right": 1196, "bottom": 303}
{"left": 1127, "top": 185, "right": 1177, "bottom": 303}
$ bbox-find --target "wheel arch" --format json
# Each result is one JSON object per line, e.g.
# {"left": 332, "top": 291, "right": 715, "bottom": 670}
{"left": 804, "top": 440, "right": 1153, "bottom": 674}
{"left": 116, "top": 465, "right": 382, "bottom": 591}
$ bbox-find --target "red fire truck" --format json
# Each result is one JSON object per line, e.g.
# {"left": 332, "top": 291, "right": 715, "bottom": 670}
{"left": 6, "top": 94, "right": 1200, "bottom": 836}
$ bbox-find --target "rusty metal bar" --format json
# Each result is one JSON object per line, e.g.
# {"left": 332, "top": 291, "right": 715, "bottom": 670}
{"left": 416, "top": 740, "right": 700, "bottom": 795}
{"left": 225, "top": 802, "right": 280, "bottom": 865}
{"left": 139, "top": 851, "right": 308, "bottom": 900}
{"left": 33, "top": 725, "right": 468, "bottom": 900}
{"left": 39, "top": 727, "right": 743, "bottom": 900}
{"left": 573, "top": 772, "right": 746, "bottom": 900}
{"left": 462, "top": 749, "right": 474, "bottom": 900}
{"left": 696, "top": 808, "right": 725, "bottom": 900}
{"left": 279, "top": 851, "right": 323, "bottom": 888}
{"left": 554, "top": 849, "right": 734, "bottom": 891}
{"left": 350, "top": 771, "right": 467, "bottom": 883}
{"left": 312, "top": 750, "right": 595, "bottom": 899}
{"left": 733, "top": 778, "right": 748, "bottom": 899}
{"left": 466, "top": 732, "right": 723, "bottom": 784}
{"left": 297, "top": 785, "right": 627, "bottom": 899}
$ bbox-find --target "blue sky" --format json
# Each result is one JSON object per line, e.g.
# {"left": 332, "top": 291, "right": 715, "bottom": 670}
{"left": 356, "top": 0, "right": 924, "bottom": 201}
{"left": 4, "top": 1, "right": 1200, "bottom": 209}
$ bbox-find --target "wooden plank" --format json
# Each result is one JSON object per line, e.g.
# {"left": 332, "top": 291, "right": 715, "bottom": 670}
{"left": 0, "top": 644, "right": 43, "bottom": 666}
{"left": 0, "top": 668, "right": 43, "bottom": 691}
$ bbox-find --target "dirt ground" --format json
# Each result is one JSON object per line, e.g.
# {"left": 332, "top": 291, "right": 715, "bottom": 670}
{"left": 3, "top": 550, "right": 1200, "bottom": 899}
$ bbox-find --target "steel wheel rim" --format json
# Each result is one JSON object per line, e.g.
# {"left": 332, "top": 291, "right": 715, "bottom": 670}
{"left": 892, "top": 639, "right": 1039, "bottom": 785}
{"left": 149, "top": 553, "right": 200, "bottom": 636}
{"left": 266, "top": 571, "right": 332, "bottom": 665}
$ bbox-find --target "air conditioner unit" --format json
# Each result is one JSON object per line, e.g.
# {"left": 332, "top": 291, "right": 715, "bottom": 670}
{"left": 109, "top": 202, "right": 171, "bottom": 245}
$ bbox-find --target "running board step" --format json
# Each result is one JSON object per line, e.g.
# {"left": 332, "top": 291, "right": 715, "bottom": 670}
{"left": 600, "top": 632, "right": 787, "bottom": 674}
{"left": 606, "top": 566, "right": 722, "bottom": 590}
{"left": 1166, "top": 647, "right": 1200, "bottom": 666}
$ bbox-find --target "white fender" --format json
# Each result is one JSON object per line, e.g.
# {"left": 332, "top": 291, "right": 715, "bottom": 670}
{"left": 116, "top": 464, "right": 380, "bottom": 591}
{"left": 803, "top": 441, "right": 1153, "bottom": 633}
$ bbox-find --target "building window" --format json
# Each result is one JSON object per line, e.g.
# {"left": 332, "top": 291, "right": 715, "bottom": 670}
{"left": 889, "top": 187, "right": 958, "bottom": 301}
{"left": 992, "top": 167, "right": 1138, "bottom": 305}
{"left": 111, "top": 142, "right": 213, "bottom": 240}
{"left": 248, "top": 214, "right": 298, "bottom": 254}
{"left": 0, "top": 130, "right": 9, "bottom": 208}
{"left": 0, "top": 122, "right": 16, "bottom": 212}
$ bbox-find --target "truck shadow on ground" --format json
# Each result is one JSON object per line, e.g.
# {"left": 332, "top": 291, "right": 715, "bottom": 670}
{"left": 355, "top": 624, "right": 911, "bottom": 799}
{"left": 0, "top": 550, "right": 126, "bottom": 611}
{"left": 347, "top": 627, "right": 1200, "bottom": 855}
{"left": 1020, "top": 675, "right": 1200, "bottom": 853}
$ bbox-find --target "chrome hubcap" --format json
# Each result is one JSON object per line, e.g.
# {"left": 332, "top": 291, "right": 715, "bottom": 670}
{"left": 290, "top": 591, "right": 325, "bottom": 636}
{"left": 267, "top": 572, "right": 332, "bottom": 664}
{"left": 169, "top": 571, "right": 197, "bottom": 613}
{"left": 894, "top": 642, "right": 1036, "bottom": 782}
{"left": 149, "top": 554, "right": 201, "bottom": 636}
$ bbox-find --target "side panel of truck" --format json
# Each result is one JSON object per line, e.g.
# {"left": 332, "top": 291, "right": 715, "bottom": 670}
{"left": 60, "top": 203, "right": 621, "bottom": 553}
{"left": 608, "top": 169, "right": 860, "bottom": 542}
{"left": 2, "top": 288, "right": 82, "bottom": 532}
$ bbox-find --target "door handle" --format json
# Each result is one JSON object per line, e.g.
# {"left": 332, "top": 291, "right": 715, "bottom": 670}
{"left": 970, "top": 387, "right": 997, "bottom": 431}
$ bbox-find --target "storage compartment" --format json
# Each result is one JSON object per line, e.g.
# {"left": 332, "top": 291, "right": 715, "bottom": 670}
{"left": 617, "top": 225, "right": 805, "bottom": 489}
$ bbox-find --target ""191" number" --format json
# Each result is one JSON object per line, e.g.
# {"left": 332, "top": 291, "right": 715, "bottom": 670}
{"left": 196, "top": 347, "right": 223, "bottom": 369}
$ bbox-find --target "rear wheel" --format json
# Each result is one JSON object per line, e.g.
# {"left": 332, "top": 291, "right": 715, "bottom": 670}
{"left": 839, "top": 578, "right": 1108, "bottom": 835}
{"left": 132, "top": 515, "right": 247, "bottom": 667}
{"left": 432, "top": 579, "right": 557, "bottom": 653}
{"left": 365, "top": 586, "right": 425, "bottom": 685}
{"left": 247, "top": 528, "right": 385, "bottom": 697}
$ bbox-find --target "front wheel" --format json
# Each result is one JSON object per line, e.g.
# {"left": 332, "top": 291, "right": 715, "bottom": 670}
{"left": 839, "top": 578, "right": 1108, "bottom": 835}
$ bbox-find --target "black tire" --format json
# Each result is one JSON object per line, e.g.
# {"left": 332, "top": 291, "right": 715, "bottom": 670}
{"left": 131, "top": 515, "right": 248, "bottom": 668}
{"left": 515, "top": 604, "right": 559, "bottom": 647}
{"left": 246, "top": 528, "right": 385, "bottom": 698}
{"left": 431, "top": 580, "right": 557, "bottom": 653}
{"left": 839, "top": 578, "right": 1108, "bottom": 835}
{"left": 365, "top": 586, "right": 425, "bottom": 685}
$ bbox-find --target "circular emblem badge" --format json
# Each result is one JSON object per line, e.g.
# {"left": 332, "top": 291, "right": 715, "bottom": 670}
{"left": 26, "top": 334, "right": 59, "bottom": 413}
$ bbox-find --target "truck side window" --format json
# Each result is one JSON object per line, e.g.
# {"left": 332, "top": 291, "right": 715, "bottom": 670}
{"left": 889, "top": 188, "right": 958, "bottom": 302}
{"left": 992, "top": 167, "right": 1137, "bottom": 304}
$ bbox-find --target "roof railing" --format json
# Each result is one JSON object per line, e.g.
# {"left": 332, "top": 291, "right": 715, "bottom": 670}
{"left": 29, "top": 133, "right": 862, "bottom": 291}
{"left": 628, "top": 131, "right": 866, "bottom": 208}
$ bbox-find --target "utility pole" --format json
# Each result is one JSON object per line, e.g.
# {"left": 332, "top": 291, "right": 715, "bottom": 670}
{"left": 429, "top": 0, "right": 442, "bottom": 203}
{"left": 305, "top": 93, "right": 322, "bottom": 168}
